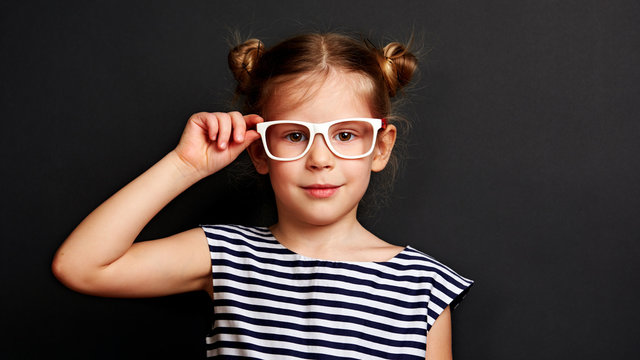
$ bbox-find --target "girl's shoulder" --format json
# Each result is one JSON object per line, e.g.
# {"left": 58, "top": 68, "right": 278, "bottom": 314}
{"left": 395, "top": 246, "right": 474, "bottom": 309}
{"left": 201, "top": 224, "right": 271, "bottom": 238}
{"left": 200, "top": 224, "right": 283, "bottom": 253}
{"left": 395, "top": 246, "right": 473, "bottom": 281}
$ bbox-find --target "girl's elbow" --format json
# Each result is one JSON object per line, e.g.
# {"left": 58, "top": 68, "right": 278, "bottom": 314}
{"left": 51, "top": 251, "right": 100, "bottom": 295}
{"left": 51, "top": 252, "right": 79, "bottom": 291}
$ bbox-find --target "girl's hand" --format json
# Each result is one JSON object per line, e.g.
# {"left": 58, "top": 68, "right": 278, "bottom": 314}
{"left": 173, "top": 111, "right": 263, "bottom": 178}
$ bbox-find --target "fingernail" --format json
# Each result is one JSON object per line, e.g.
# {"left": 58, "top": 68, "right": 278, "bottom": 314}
{"left": 219, "top": 141, "right": 227, "bottom": 149}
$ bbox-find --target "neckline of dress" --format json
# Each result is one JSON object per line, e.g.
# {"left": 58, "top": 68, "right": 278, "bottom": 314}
{"left": 263, "top": 226, "right": 410, "bottom": 264}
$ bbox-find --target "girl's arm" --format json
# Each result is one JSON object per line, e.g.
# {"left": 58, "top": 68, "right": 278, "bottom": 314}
{"left": 425, "top": 305, "right": 453, "bottom": 360}
{"left": 52, "top": 112, "right": 263, "bottom": 298}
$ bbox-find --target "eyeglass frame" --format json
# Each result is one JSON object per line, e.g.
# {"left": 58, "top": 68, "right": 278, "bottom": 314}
{"left": 255, "top": 117, "right": 387, "bottom": 161}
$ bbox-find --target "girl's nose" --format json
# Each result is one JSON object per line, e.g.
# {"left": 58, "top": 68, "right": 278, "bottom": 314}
{"left": 305, "top": 134, "right": 335, "bottom": 170}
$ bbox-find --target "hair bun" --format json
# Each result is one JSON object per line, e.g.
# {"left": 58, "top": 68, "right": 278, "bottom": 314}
{"left": 378, "top": 42, "right": 417, "bottom": 97}
{"left": 228, "top": 38, "right": 264, "bottom": 94}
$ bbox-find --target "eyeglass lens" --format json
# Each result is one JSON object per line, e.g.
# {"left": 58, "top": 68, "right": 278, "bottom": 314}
{"left": 265, "top": 120, "right": 375, "bottom": 159}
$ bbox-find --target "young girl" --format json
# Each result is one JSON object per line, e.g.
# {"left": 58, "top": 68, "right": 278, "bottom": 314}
{"left": 52, "top": 32, "right": 472, "bottom": 359}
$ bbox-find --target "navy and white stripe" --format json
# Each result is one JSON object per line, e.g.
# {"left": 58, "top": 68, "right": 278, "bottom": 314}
{"left": 202, "top": 224, "right": 473, "bottom": 359}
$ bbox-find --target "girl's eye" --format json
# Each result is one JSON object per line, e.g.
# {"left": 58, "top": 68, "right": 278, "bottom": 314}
{"left": 335, "top": 132, "right": 354, "bottom": 142}
{"left": 285, "top": 132, "right": 307, "bottom": 142}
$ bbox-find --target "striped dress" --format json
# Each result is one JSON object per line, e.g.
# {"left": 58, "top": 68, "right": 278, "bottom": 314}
{"left": 202, "top": 224, "right": 473, "bottom": 359}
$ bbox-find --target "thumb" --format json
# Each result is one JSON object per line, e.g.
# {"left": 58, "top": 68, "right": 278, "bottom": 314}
{"left": 227, "top": 129, "right": 261, "bottom": 156}
{"left": 244, "top": 114, "right": 264, "bottom": 129}
{"left": 242, "top": 129, "right": 262, "bottom": 146}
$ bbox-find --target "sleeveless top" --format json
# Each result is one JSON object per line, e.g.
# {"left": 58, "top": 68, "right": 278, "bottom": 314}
{"left": 202, "top": 224, "right": 473, "bottom": 360}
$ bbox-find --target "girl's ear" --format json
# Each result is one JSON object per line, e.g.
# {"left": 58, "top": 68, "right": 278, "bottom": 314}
{"left": 247, "top": 141, "right": 270, "bottom": 174}
{"left": 371, "top": 124, "right": 397, "bottom": 172}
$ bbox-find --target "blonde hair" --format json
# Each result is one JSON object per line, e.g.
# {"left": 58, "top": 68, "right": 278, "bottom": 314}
{"left": 228, "top": 33, "right": 417, "bottom": 117}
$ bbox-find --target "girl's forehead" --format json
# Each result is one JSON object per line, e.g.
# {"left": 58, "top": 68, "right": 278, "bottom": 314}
{"left": 263, "top": 72, "right": 374, "bottom": 122}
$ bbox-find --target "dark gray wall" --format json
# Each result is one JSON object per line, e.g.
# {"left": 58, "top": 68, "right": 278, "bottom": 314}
{"left": 2, "top": 1, "right": 639, "bottom": 359}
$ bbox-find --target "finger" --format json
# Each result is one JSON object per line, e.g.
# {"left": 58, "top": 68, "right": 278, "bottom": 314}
{"left": 215, "top": 112, "right": 232, "bottom": 150}
{"left": 229, "top": 111, "right": 246, "bottom": 143}
{"left": 226, "top": 129, "right": 262, "bottom": 158}
{"left": 200, "top": 113, "right": 218, "bottom": 141}
{"left": 244, "top": 114, "right": 264, "bottom": 130}
{"left": 243, "top": 129, "right": 262, "bottom": 144}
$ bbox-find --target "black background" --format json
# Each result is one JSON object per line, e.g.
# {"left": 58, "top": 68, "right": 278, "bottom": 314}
{"left": 2, "top": 1, "right": 639, "bottom": 359}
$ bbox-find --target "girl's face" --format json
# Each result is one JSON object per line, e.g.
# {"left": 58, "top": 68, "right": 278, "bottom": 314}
{"left": 249, "top": 72, "right": 395, "bottom": 227}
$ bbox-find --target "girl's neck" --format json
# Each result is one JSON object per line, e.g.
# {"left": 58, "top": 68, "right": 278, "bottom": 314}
{"left": 269, "top": 206, "right": 405, "bottom": 262}
{"left": 270, "top": 209, "right": 371, "bottom": 261}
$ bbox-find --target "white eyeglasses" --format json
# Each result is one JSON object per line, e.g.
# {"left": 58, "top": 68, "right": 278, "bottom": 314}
{"left": 256, "top": 118, "right": 386, "bottom": 161}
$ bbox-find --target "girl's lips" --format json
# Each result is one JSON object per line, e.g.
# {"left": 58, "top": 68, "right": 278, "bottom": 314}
{"left": 302, "top": 184, "right": 341, "bottom": 199}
